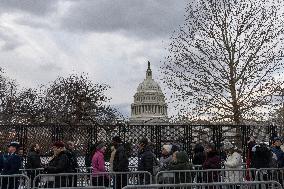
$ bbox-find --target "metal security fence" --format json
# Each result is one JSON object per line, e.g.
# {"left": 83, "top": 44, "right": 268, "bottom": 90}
{"left": 32, "top": 171, "right": 152, "bottom": 188}
{"left": 155, "top": 169, "right": 258, "bottom": 184}
{"left": 121, "top": 181, "right": 283, "bottom": 189}
{"left": 3, "top": 168, "right": 284, "bottom": 189}
{"left": 0, "top": 124, "right": 280, "bottom": 165}
{"left": 0, "top": 174, "right": 30, "bottom": 189}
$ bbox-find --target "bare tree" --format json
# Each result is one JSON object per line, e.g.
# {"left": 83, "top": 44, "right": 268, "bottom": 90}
{"left": 162, "top": 0, "right": 284, "bottom": 124}
{"left": 43, "top": 73, "right": 122, "bottom": 125}
{"left": 0, "top": 69, "right": 18, "bottom": 124}
{"left": 13, "top": 88, "right": 45, "bottom": 124}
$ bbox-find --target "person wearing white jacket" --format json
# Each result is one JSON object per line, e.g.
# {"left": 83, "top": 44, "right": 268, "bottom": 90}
{"left": 223, "top": 140, "right": 243, "bottom": 183}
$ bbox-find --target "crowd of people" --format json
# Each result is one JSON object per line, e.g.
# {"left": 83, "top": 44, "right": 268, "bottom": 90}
{"left": 0, "top": 141, "right": 79, "bottom": 188}
{"left": 91, "top": 135, "right": 284, "bottom": 187}
{"left": 0, "top": 135, "right": 283, "bottom": 188}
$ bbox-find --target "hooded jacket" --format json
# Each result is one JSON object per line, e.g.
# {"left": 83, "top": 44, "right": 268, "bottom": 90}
{"left": 92, "top": 150, "right": 107, "bottom": 177}
{"left": 113, "top": 144, "right": 129, "bottom": 172}
{"left": 169, "top": 151, "right": 192, "bottom": 184}
{"left": 138, "top": 145, "right": 157, "bottom": 175}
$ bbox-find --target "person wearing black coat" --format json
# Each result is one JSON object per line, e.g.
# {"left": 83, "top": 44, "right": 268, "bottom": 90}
{"left": 112, "top": 136, "right": 129, "bottom": 189}
{"left": 250, "top": 143, "right": 272, "bottom": 183}
{"left": 251, "top": 143, "right": 271, "bottom": 169}
{"left": 66, "top": 141, "right": 79, "bottom": 172}
{"left": 66, "top": 141, "right": 79, "bottom": 187}
{"left": 137, "top": 138, "right": 157, "bottom": 184}
{"left": 1, "top": 142, "right": 22, "bottom": 189}
{"left": 44, "top": 141, "right": 72, "bottom": 188}
{"left": 192, "top": 143, "right": 206, "bottom": 183}
{"left": 26, "top": 143, "right": 42, "bottom": 187}
{"left": 192, "top": 143, "right": 206, "bottom": 166}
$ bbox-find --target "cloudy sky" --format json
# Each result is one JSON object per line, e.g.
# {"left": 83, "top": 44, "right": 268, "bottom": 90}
{"left": 0, "top": 0, "right": 188, "bottom": 117}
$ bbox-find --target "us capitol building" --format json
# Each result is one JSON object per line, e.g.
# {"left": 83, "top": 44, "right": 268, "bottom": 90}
{"left": 129, "top": 61, "right": 168, "bottom": 125}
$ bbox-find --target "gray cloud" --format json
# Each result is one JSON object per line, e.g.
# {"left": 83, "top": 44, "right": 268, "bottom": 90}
{"left": 0, "top": 0, "right": 57, "bottom": 16}
{"left": 61, "top": 0, "right": 187, "bottom": 39}
{"left": 15, "top": 19, "right": 53, "bottom": 30}
{"left": 0, "top": 30, "right": 22, "bottom": 51}
{"left": 0, "top": 0, "right": 186, "bottom": 118}
{"left": 38, "top": 62, "right": 63, "bottom": 72}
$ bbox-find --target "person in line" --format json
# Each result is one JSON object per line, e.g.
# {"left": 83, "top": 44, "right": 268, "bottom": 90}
{"left": 192, "top": 143, "right": 206, "bottom": 166}
{"left": 251, "top": 142, "right": 272, "bottom": 183}
{"left": 137, "top": 138, "right": 157, "bottom": 184}
{"left": 203, "top": 143, "right": 221, "bottom": 184}
{"left": 251, "top": 143, "right": 271, "bottom": 169}
{"left": 112, "top": 136, "right": 129, "bottom": 189}
{"left": 1, "top": 142, "right": 22, "bottom": 189}
{"left": 26, "top": 143, "right": 42, "bottom": 187}
{"left": 17, "top": 147, "right": 25, "bottom": 169}
{"left": 168, "top": 151, "right": 193, "bottom": 184}
{"left": 92, "top": 141, "right": 109, "bottom": 187}
{"left": 223, "top": 141, "right": 243, "bottom": 183}
{"left": 192, "top": 143, "right": 206, "bottom": 183}
{"left": 44, "top": 141, "right": 72, "bottom": 188}
{"left": 271, "top": 137, "right": 284, "bottom": 168}
{"left": 157, "top": 144, "right": 173, "bottom": 184}
{"left": 246, "top": 136, "right": 256, "bottom": 181}
{"left": 65, "top": 141, "right": 79, "bottom": 187}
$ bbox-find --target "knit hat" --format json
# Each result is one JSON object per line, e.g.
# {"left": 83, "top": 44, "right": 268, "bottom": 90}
{"left": 52, "top": 141, "right": 65, "bottom": 148}
{"left": 96, "top": 142, "right": 106, "bottom": 150}
{"left": 223, "top": 139, "right": 234, "bottom": 150}
{"left": 162, "top": 145, "right": 172, "bottom": 153}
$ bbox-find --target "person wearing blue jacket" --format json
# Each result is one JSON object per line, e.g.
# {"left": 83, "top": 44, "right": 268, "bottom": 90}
{"left": 271, "top": 137, "right": 284, "bottom": 168}
{"left": 1, "top": 142, "right": 22, "bottom": 189}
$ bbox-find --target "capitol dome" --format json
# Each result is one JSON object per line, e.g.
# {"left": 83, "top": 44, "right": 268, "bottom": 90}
{"left": 137, "top": 78, "right": 161, "bottom": 92}
{"left": 130, "top": 61, "right": 168, "bottom": 124}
